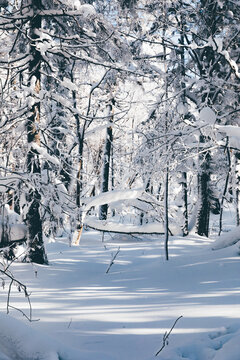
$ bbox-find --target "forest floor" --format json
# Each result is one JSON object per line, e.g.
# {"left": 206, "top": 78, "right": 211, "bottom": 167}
{"left": 0, "top": 217, "right": 240, "bottom": 360}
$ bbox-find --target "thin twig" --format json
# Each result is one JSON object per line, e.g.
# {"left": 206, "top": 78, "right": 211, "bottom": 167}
{"left": 8, "top": 305, "right": 39, "bottom": 322}
{"left": 155, "top": 316, "right": 183, "bottom": 356}
{"left": 0, "top": 266, "right": 35, "bottom": 321}
{"left": 106, "top": 247, "right": 120, "bottom": 274}
{"left": 101, "top": 231, "right": 105, "bottom": 242}
{"left": 67, "top": 318, "right": 72, "bottom": 329}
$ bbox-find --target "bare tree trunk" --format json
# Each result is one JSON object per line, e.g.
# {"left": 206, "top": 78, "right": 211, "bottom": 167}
{"left": 163, "top": 10, "right": 169, "bottom": 260}
{"left": 235, "top": 152, "right": 240, "bottom": 226}
{"left": 164, "top": 168, "right": 169, "bottom": 261}
{"left": 196, "top": 136, "right": 211, "bottom": 237}
{"left": 26, "top": 0, "right": 47, "bottom": 264}
{"left": 181, "top": 171, "right": 188, "bottom": 236}
{"left": 72, "top": 86, "right": 85, "bottom": 244}
{"left": 99, "top": 98, "right": 114, "bottom": 220}
{"left": 179, "top": 8, "right": 188, "bottom": 236}
{"left": 111, "top": 144, "right": 115, "bottom": 217}
{"left": 218, "top": 140, "right": 231, "bottom": 235}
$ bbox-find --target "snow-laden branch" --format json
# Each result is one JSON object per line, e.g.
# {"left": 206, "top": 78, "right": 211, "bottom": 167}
{"left": 31, "top": 143, "right": 61, "bottom": 166}
{"left": 82, "top": 189, "right": 183, "bottom": 235}
{"left": 83, "top": 188, "right": 144, "bottom": 215}
{"left": 84, "top": 218, "right": 181, "bottom": 235}
{"left": 84, "top": 219, "right": 165, "bottom": 234}
{"left": 40, "top": 5, "right": 96, "bottom": 18}
{"left": 216, "top": 125, "right": 240, "bottom": 139}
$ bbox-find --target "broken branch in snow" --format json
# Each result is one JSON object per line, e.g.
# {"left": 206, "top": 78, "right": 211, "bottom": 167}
{"left": 106, "top": 246, "right": 120, "bottom": 274}
{"left": 85, "top": 219, "right": 166, "bottom": 235}
{"left": 155, "top": 316, "right": 183, "bottom": 356}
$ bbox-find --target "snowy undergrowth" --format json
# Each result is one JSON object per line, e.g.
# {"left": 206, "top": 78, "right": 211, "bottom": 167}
{"left": 0, "top": 230, "right": 240, "bottom": 360}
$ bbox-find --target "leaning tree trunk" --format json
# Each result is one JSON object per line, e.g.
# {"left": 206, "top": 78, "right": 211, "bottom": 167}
{"left": 26, "top": 0, "right": 47, "bottom": 264}
{"left": 196, "top": 135, "right": 211, "bottom": 237}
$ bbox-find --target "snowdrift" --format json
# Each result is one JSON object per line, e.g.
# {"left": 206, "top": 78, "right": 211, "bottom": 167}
{"left": 212, "top": 226, "right": 240, "bottom": 250}
{"left": 0, "top": 313, "right": 113, "bottom": 360}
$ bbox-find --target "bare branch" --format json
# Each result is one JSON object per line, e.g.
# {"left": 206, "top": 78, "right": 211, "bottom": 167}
{"left": 106, "top": 247, "right": 120, "bottom": 274}
{"left": 155, "top": 316, "right": 183, "bottom": 356}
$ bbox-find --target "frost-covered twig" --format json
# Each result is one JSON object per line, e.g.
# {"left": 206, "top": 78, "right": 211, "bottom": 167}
{"left": 106, "top": 247, "right": 120, "bottom": 274}
{"left": 155, "top": 316, "right": 183, "bottom": 356}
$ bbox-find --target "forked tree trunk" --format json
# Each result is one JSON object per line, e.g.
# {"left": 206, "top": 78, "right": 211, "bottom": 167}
{"left": 26, "top": 0, "right": 47, "bottom": 264}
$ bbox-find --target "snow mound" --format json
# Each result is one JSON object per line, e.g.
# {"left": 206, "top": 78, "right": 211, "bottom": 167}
{"left": 212, "top": 226, "right": 240, "bottom": 250}
{"left": 0, "top": 313, "right": 61, "bottom": 360}
{"left": 157, "top": 324, "right": 240, "bottom": 360}
{"left": 0, "top": 313, "right": 109, "bottom": 360}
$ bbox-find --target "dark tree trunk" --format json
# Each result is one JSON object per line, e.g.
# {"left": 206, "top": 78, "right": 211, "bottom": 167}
{"left": 26, "top": 190, "right": 47, "bottom": 264}
{"left": 181, "top": 171, "right": 188, "bottom": 236}
{"left": 218, "top": 141, "right": 231, "bottom": 235}
{"left": 99, "top": 125, "right": 113, "bottom": 220}
{"left": 164, "top": 168, "right": 169, "bottom": 260}
{"left": 73, "top": 86, "right": 85, "bottom": 228}
{"left": 99, "top": 98, "right": 114, "bottom": 220}
{"left": 26, "top": 0, "right": 47, "bottom": 264}
{"left": 111, "top": 144, "right": 115, "bottom": 217}
{"left": 140, "top": 178, "right": 151, "bottom": 225}
{"left": 179, "top": 9, "right": 188, "bottom": 236}
{"left": 196, "top": 136, "right": 211, "bottom": 237}
{"left": 235, "top": 152, "right": 240, "bottom": 226}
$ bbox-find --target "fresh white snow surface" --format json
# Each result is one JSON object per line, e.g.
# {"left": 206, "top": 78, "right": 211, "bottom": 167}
{"left": 0, "top": 231, "right": 240, "bottom": 360}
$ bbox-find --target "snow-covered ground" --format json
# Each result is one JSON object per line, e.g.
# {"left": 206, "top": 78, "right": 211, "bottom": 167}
{"left": 0, "top": 228, "right": 240, "bottom": 359}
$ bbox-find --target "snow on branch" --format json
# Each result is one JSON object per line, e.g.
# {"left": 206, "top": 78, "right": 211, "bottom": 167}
{"left": 82, "top": 188, "right": 182, "bottom": 234}
{"left": 84, "top": 218, "right": 181, "bottom": 235}
{"left": 31, "top": 143, "right": 60, "bottom": 166}
{"left": 216, "top": 125, "right": 240, "bottom": 139}
{"left": 40, "top": 5, "right": 96, "bottom": 18}
{"left": 83, "top": 188, "right": 144, "bottom": 215}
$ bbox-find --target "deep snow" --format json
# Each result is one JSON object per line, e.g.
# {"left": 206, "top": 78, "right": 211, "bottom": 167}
{"left": 0, "top": 228, "right": 240, "bottom": 360}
